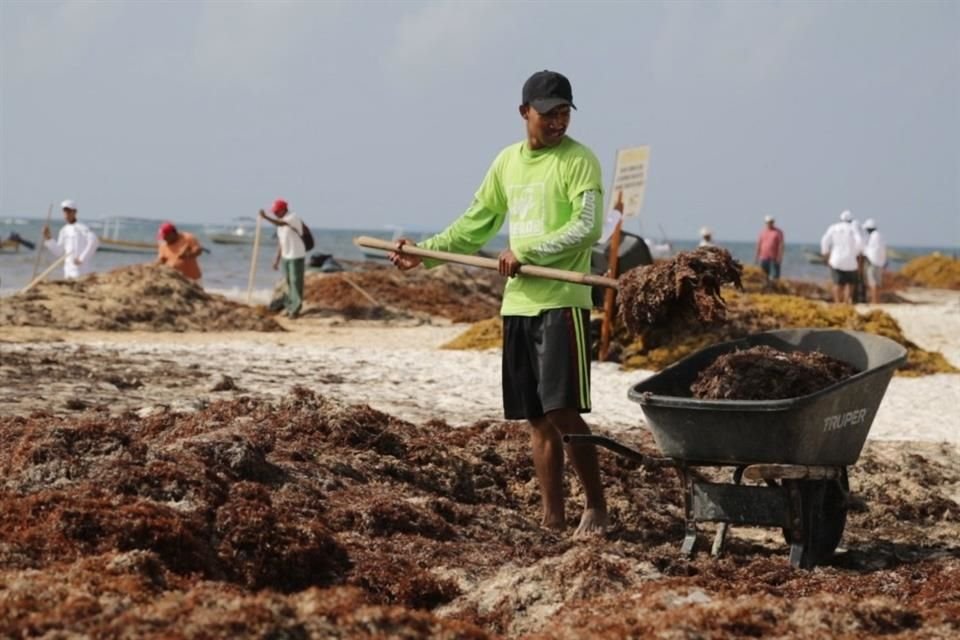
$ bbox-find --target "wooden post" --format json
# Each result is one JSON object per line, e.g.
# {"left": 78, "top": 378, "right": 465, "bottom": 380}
{"left": 599, "top": 218, "right": 623, "bottom": 361}
{"left": 31, "top": 203, "right": 54, "bottom": 280}
{"left": 246, "top": 214, "right": 263, "bottom": 304}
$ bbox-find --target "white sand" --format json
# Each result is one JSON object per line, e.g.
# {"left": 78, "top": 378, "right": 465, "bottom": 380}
{"left": 2, "top": 288, "right": 957, "bottom": 446}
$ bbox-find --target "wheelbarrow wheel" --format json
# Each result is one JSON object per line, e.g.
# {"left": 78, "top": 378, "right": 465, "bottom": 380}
{"left": 783, "top": 469, "right": 849, "bottom": 568}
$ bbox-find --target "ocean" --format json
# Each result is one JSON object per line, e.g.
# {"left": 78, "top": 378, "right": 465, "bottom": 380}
{"left": 1, "top": 216, "right": 952, "bottom": 302}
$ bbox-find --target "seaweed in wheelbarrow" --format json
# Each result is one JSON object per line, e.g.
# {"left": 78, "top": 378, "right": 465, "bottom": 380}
{"left": 618, "top": 246, "right": 744, "bottom": 336}
{"left": 690, "top": 345, "right": 859, "bottom": 401}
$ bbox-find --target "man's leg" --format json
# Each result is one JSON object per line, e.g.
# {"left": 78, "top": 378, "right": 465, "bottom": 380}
{"left": 288, "top": 257, "right": 305, "bottom": 317}
{"left": 868, "top": 266, "right": 881, "bottom": 304}
{"left": 529, "top": 416, "right": 565, "bottom": 530}
{"left": 546, "top": 407, "right": 608, "bottom": 536}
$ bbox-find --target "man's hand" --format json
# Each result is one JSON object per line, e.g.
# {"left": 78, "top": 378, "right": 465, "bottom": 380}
{"left": 498, "top": 249, "right": 521, "bottom": 277}
{"left": 258, "top": 209, "right": 268, "bottom": 220}
{"left": 73, "top": 257, "right": 82, "bottom": 266}
{"left": 42, "top": 225, "right": 51, "bottom": 241}
{"left": 272, "top": 259, "right": 280, "bottom": 271}
{"left": 388, "top": 238, "right": 423, "bottom": 271}
{"left": 613, "top": 190, "right": 624, "bottom": 214}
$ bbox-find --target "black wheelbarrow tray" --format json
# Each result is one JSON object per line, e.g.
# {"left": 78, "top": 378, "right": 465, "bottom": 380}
{"left": 567, "top": 328, "right": 907, "bottom": 568}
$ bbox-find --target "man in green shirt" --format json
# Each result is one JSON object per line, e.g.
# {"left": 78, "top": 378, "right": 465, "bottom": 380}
{"left": 390, "top": 70, "right": 608, "bottom": 536}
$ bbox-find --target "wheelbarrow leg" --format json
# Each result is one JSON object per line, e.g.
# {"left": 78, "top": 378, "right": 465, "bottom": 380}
{"left": 711, "top": 466, "right": 745, "bottom": 557}
{"left": 710, "top": 523, "right": 728, "bottom": 557}
{"left": 681, "top": 522, "right": 698, "bottom": 557}
{"left": 786, "top": 479, "right": 808, "bottom": 568}
{"left": 679, "top": 466, "right": 698, "bottom": 557}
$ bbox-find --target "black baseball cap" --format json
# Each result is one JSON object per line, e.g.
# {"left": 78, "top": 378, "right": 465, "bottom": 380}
{"left": 522, "top": 70, "right": 576, "bottom": 113}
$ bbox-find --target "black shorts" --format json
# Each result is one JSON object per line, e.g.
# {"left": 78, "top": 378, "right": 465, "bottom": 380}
{"left": 502, "top": 308, "right": 592, "bottom": 420}
{"left": 831, "top": 269, "right": 858, "bottom": 285}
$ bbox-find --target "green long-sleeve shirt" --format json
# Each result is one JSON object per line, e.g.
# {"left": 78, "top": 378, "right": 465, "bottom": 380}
{"left": 422, "top": 136, "right": 604, "bottom": 316}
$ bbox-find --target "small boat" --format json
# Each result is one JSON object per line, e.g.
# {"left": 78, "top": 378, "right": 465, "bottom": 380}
{"left": 206, "top": 217, "right": 276, "bottom": 245}
{"left": 0, "top": 238, "right": 23, "bottom": 253}
{"left": 1, "top": 232, "right": 35, "bottom": 253}
{"left": 95, "top": 217, "right": 157, "bottom": 254}
{"left": 207, "top": 227, "right": 259, "bottom": 245}
{"left": 98, "top": 237, "right": 156, "bottom": 254}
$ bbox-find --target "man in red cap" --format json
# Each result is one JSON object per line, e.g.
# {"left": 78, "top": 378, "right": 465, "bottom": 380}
{"left": 156, "top": 222, "right": 204, "bottom": 282}
{"left": 259, "top": 198, "right": 307, "bottom": 318}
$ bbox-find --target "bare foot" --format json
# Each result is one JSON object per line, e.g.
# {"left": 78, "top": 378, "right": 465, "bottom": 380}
{"left": 573, "top": 507, "right": 608, "bottom": 538}
{"left": 542, "top": 515, "right": 566, "bottom": 531}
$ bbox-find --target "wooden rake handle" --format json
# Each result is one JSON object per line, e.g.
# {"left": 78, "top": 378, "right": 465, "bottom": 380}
{"left": 354, "top": 236, "right": 619, "bottom": 289}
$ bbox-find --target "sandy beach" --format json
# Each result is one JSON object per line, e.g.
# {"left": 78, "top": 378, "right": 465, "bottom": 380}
{"left": 0, "top": 283, "right": 958, "bottom": 637}
{"left": 3, "top": 287, "right": 958, "bottom": 444}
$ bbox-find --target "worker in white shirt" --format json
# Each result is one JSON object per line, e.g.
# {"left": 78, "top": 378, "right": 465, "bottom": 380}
{"left": 42, "top": 200, "right": 99, "bottom": 279}
{"left": 862, "top": 218, "right": 887, "bottom": 304}
{"left": 698, "top": 227, "right": 715, "bottom": 247}
{"left": 820, "top": 210, "right": 864, "bottom": 304}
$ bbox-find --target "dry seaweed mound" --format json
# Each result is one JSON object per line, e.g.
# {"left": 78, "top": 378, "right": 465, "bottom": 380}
{"left": 0, "top": 264, "right": 282, "bottom": 332}
{"left": 690, "top": 345, "right": 858, "bottom": 400}
{"left": 620, "top": 292, "right": 957, "bottom": 377}
{"left": 442, "top": 316, "right": 502, "bottom": 350}
{"left": 740, "top": 264, "right": 832, "bottom": 300}
{"left": 901, "top": 253, "right": 960, "bottom": 290}
{"left": 618, "top": 246, "right": 743, "bottom": 336}
{"left": 303, "top": 263, "right": 503, "bottom": 322}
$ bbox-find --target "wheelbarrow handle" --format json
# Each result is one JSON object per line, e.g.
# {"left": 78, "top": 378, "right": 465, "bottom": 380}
{"left": 354, "top": 236, "right": 619, "bottom": 289}
{"left": 563, "top": 434, "right": 677, "bottom": 469}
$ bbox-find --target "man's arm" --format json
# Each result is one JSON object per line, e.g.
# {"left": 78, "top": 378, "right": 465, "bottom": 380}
{"left": 391, "top": 200, "right": 506, "bottom": 272}
{"left": 820, "top": 228, "right": 832, "bottom": 258}
{"left": 513, "top": 189, "right": 602, "bottom": 266}
{"left": 776, "top": 230, "right": 785, "bottom": 263}
{"left": 259, "top": 209, "right": 287, "bottom": 227}
{"left": 178, "top": 236, "right": 204, "bottom": 259}
{"left": 43, "top": 227, "right": 65, "bottom": 257}
{"left": 77, "top": 229, "right": 98, "bottom": 264}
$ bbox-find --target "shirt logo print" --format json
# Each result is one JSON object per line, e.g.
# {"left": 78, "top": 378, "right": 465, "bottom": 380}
{"left": 507, "top": 183, "right": 545, "bottom": 237}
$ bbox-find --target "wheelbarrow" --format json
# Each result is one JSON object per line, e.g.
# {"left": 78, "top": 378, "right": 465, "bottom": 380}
{"left": 567, "top": 328, "right": 907, "bottom": 568}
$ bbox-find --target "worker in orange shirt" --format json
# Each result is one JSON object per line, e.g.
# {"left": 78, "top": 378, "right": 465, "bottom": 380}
{"left": 156, "top": 222, "right": 203, "bottom": 282}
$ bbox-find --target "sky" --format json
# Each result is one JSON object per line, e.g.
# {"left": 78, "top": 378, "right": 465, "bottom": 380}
{"left": 1, "top": 0, "right": 958, "bottom": 246}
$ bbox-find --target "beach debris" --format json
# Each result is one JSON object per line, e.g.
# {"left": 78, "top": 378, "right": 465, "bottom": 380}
{"left": 303, "top": 263, "right": 503, "bottom": 322}
{"left": 620, "top": 292, "right": 957, "bottom": 376}
{"left": 210, "top": 374, "right": 240, "bottom": 392}
{"left": 0, "top": 389, "right": 956, "bottom": 636}
{"left": 64, "top": 398, "right": 88, "bottom": 411}
{"left": 0, "top": 264, "right": 282, "bottom": 332}
{"left": 690, "top": 345, "right": 858, "bottom": 400}
{"left": 617, "top": 246, "right": 744, "bottom": 336}
{"left": 104, "top": 373, "right": 144, "bottom": 390}
{"left": 901, "top": 253, "right": 960, "bottom": 290}
{"left": 445, "top": 291, "right": 955, "bottom": 377}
